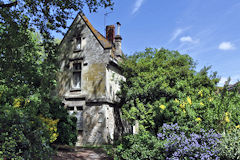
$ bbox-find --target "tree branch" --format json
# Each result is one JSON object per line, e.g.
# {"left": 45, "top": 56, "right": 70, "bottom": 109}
{"left": 0, "top": 1, "right": 18, "bottom": 8}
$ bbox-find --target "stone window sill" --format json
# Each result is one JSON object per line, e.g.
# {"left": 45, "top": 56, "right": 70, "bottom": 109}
{"left": 70, "top": 88, "right": 81, "bottom": 92}
{"left": 73, "top": 49, "right": 83, "bottom": 53}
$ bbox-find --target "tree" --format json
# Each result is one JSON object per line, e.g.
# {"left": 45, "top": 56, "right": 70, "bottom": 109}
{"left": 0, "top": 0, "right": 114, "bottom": 158}
{"left": 0, "top": 0, "right": 113, "bottom": 34}
{"left": 118, "top": 48, "right": 220, "bottom": 133}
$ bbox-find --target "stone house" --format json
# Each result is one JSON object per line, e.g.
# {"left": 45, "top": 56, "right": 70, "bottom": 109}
{"left": 57, "top": 12, "right": 128, "bottom": 145}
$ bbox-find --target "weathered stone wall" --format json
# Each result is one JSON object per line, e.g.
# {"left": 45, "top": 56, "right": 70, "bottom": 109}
{"left": 58, "top": 14, "right": 108, "bottom": 99}
{"left": 106, "top": 64, "right": 125, "bottom": 102}
{"left": 82, "top": 103, "right": 115, "bottom": 144}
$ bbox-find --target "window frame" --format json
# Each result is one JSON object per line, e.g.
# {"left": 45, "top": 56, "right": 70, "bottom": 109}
{"left": 70, "top": 60, "right": 82, "bottom": 91}
{"left": 74, "top": 36, "right": 82, "bottom": 52}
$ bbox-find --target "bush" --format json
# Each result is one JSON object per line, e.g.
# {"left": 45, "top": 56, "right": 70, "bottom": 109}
{"left": 217, "top": 128, "right": 240, "bottom": 159}
{"left": 0, "top": 105, "right": 52, "bottom": 159}
{"left": 113, "top": 123, "right": 221, "bottom": 160}
{"left": 157, "top": 123, "right": 221, "bottom": 160}
{"left": 49, "top": 97, "right": 78, "bottom": 145}
{"left": 114, "top": 132, "right": 165, "bottom": 160}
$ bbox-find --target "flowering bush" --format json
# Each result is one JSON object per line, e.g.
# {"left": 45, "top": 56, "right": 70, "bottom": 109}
{"left": 157, "top": 123, "right": 221, "bottom": 160}
{"left": 113, "top": 123, "right": 221, "bottom": 160}
{"left": 39, "top": 115, "right": 59, "bottom": 143}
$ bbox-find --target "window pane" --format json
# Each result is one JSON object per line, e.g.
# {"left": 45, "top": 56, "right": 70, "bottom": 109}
{"left": 75, "top": 37, "right": 81, "bottom": 50}
{"left": 73, "top": 63, "right": 81, "bottom": 71}
{"left": 67, "top": 106, "right": 74, "bottom": 111}
{"left": 77, "top": 106, "right": 83, "bottom": 110}
{"left": 73, "top": 72, "right": 81, "bottom": 88}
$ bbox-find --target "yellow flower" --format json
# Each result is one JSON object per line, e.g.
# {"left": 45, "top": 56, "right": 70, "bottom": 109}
{"left": 225, "top": 116, "right": 230, "bottom": 123}
{"left": 39, "top": 115, "right": 59, "bottom": 143}
{"left": 13, "top": 98, "right": 22, "bottom": 108}
{"left": 198, "top": 90, "right": 203, "bottom": 97}
{"left": 225, "top": 112, "right": 230, "bottom": 116}
{"left": 174, "top": 99, "right": 179, "bottom": 103}
{"left": 180, "top": 104, "right": 185, "bottom": 109}
{"left": 24, "top": 99, "right": 30, "bottom": 106}
{"left": 183, "top": 109, "right": 186, "bottom": 113}
{"left": 160, "top": 105, "right": 166, "bottom": 110}
{"left": 208, "top": 97, "right": 213, "bottom": 102}
{"left": 50, "top": 133, "right": 59, "bottom": 143}
{"left": 187, "top": 97, "right": 192, "bottom": 105}
{"left": 236, "top": 125, "right": 240, "bottom": 129}
{"left": 195, "top": 117, "right": 202, "bottom": 122}
{"left": 200, "top": 102, "right": 204, "bottom": 106}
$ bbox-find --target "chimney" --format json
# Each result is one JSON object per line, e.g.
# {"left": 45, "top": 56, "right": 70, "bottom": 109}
{"left": 106, "top": 25, "right": 115, "bottom": 44}
{"left": 115, "top": 22, "right": 122, "bottom": 57}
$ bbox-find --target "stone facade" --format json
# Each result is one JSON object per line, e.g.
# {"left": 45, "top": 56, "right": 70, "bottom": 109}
{"left": 58, "top": 12, "right": 127, "bottom": 145}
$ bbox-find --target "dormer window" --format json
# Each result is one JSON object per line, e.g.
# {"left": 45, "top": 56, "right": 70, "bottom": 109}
{"left": 74, "top": 37, "right": 81, "bottom": 51}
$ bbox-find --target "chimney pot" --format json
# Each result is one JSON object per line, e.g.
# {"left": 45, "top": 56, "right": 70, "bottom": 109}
{"left": 116, "top": 22, "right": 121, "bottom": 35}
{"left": 115, "top": 22, "right": 122, "bottom": 58}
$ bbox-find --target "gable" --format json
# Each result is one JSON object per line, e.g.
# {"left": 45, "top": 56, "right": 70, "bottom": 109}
{"left": 59, "top": 12, "right": 113, "bottom": 51}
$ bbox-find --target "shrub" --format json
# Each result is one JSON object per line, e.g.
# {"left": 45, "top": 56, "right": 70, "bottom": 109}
{"left": 114, "top": 132, "right": 165, "bottom": 160}
{"left": 113, "top": 123, "right": 222, "bottom": 160}
{"left": 49, "top": 97, "right": 78, "bottom": 145}
{"left": 0, "top": 105, "right": 52, "bottom": 159}
{"left": 217, "top": 128, "right": 240, "bottom": 159}
{"left": 157, "top": 123, "right": 221, "bottom": 160}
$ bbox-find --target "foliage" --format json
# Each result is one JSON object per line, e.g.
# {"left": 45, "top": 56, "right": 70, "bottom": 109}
{"left": 0, "top": 30, "right": 77, "bottom": 158}
{"left": 157, "top": 123, "right": 221, "bottom": 160}
{"left": 0, "top": 104, "right": 52, "bottom": 160}
{"left": 0, "top": 0, "right": 113, "bottom": 39}
{"left": 113, "top": 124, "right": 221, "bottom": 160}
{"left": 0, "top": 0, "right": 113, "bottom": 158}
{"left": 50, "top": 98, "right": 78, "bottom": 145}
{"left": 114, "top": 132, "right": 164, "bottom": 160}
{"left": 117, "top": 48, "right": 240, "bottom": 159}
{"left": 40, "top": 115, "right": 60, "bottom": 143}
{"left": 217, "top": 128, "right": 240, "bottom": 160}
{"left": 119, "top": 48, "right": 220, "bottom": 134}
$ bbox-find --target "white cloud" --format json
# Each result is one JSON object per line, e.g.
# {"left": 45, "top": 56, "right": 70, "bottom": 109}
{"left": 231, "top": 75, "right": 240, "bottom": 84}
{"left": 180, "top": 36, "right": 193, "bottom": 42}
{"left": 132, "top": 0, "right": 144, "bottom": 14}
{"left": 218, "top": 77, "right": 228, "bottom": 86}
{"left": 169, "top": 29, "right": 184, "bottom": 42}
{"left": 218, "top": 75, "right": 240, "bottom": 87}
{"left": 218, "top": 41, "right": 235, "bottom": 50}
{"left": 180, "top": 36, "right": 199, "bottom": 44}
{"left": 169, "top": 27, "right": 191, "bottom": 43}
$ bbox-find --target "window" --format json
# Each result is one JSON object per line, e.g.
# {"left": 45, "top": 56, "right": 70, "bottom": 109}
{"left": 76, "top": 106, "right": 83, "bottom": 130}
{"left": 67, "top": 106, "right": 83, "bottom": 130}
{"left": 74, "top": 37, "right": 81, "bottom": 51}
{"left": 71, "top": 62, "right": 81, "bottom": 90}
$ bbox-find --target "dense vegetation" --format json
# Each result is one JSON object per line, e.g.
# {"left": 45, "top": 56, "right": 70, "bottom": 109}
{"left": 0, "top": 0, "right": 113, "bottom": 159}
{"left": 113, "top": 48, "right": 240, "bottom": 160}
{"left": 1, "top": 0, "right": 240, "bottom": 159}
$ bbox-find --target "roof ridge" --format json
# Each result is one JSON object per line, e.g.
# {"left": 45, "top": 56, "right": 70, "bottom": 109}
{"left": 79, "top": 12, "right": 113, "bottom": 49}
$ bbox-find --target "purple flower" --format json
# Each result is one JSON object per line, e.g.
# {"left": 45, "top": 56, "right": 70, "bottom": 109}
{"left": 157, "top": 123, "right": 221, "bottom": 159}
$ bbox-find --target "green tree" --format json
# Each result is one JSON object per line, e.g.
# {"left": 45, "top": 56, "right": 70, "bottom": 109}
{"left": 119, "top": 48, "right": 221, "bottom": 133}
{"left": 0, "top": 0, "right": 114, "bottom": 158}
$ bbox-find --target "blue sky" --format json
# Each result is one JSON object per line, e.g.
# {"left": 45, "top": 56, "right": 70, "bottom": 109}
{"left": 56, "top": 0, "right": 240, "bottom": 86}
